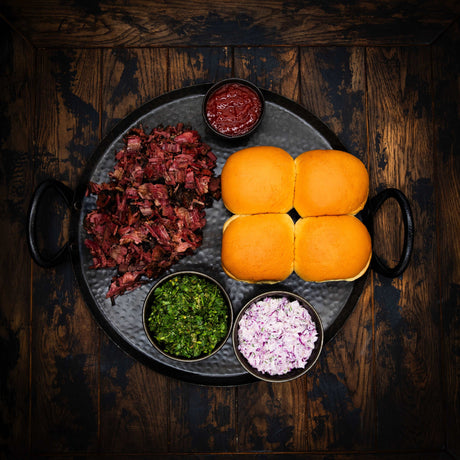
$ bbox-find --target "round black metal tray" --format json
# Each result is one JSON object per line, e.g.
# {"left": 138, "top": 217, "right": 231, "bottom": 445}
{"left": 28, "top": 84, "right": 414, "bottom": 385}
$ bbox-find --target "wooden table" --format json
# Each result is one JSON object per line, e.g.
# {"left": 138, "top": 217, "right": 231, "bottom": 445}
{"left": 1, "top": 2, "right": 459, "bottom": 458}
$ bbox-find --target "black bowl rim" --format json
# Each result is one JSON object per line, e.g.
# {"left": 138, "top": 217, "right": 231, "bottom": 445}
{"left": 142, "top": 270, "right": 234, "bottom": 363}
{"left": 232, "top": 290, "right": 324, "bottom": 383}
{"left": 202, "top": 78, "right": 265, "bottom": 141}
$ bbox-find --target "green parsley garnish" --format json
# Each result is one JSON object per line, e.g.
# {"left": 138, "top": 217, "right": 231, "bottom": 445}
{"left": 147, "top": 274, "right": 229, "bottom": 359}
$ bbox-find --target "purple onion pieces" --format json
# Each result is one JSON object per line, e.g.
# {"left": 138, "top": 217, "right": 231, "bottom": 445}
{"left": 237, "top": 296, "right": 318, "bottom": 375}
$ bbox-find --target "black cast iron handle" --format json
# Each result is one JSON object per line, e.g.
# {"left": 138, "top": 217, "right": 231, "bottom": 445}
{"left": 362, "top": 188, "right": 414, "bottom": 278}
{"left": 27, "top": 179, "right": 74, "bottom": 268}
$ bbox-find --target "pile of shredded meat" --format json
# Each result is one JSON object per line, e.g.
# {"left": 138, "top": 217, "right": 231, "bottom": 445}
{"left": 84, "top": 123, "right": 221, "bottom": 299}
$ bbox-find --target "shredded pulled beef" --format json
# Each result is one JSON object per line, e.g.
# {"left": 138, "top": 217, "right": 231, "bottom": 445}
{"left": 84, "top": 123, "right": 221, "bottom": 299}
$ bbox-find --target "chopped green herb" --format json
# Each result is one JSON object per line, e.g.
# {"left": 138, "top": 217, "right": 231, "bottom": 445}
{"left": 147, "top": 274, "right": 229, "bottom": 358}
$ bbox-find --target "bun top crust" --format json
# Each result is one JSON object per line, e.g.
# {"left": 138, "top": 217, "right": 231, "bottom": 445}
{"left": 221, "top": 146, "right": 295, "bottom": 214}
{"left": 221, "top": 214, "right": 294, "bottom": 283}
{"left": 294, "top": 150, "right": 369, "bottom": 217}
{"left": 294, "top": 215, "right": 372, "bottom": 282}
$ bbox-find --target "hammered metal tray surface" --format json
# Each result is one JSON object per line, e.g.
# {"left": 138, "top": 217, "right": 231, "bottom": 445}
{"left": 70, "top": 84, "right": 368, "bottom": 385}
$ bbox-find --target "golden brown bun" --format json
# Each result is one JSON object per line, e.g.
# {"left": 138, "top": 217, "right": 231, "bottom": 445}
{"left": 294, "top": 149, "right": 369, "bottom": 217}
{"left": 221, "top": 214, "right": 294, "bottom": 283}
{"left": 294, "top": 216, "right": 372, "bottom": 282}
{"left": 221, "top": 146, "right": 295, "bottom": 214}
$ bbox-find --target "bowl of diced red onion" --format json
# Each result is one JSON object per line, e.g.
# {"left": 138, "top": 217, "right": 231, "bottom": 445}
{"left": 232, "top": 291, "right": 324, "bottom": 383}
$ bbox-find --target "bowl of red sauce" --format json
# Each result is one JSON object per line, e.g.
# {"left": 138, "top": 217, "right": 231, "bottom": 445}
{"left": 203, "top": 78, "right": 265, "bottom": 140}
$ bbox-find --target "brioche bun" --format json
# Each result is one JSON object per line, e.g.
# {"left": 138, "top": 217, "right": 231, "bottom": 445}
{"left": 221, "top": 146, "right": 295, "bottom": 214}
{"left": 294, "top": 149, "right": 369, "bottom": 217}
{"left": 221, "top": 214, "right": 294, "bottom": 283}
{"left": 294, "top": 215, "right": 372, "bottom": 282}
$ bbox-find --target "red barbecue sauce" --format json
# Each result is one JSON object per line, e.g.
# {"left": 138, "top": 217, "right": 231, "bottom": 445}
{"left": 205, "top": 83, "right": 262, "bottom": 137}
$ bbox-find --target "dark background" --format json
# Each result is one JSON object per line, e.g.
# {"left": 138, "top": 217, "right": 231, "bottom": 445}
{"left": 1, "top": 1, "right": 459, "bottom": 458}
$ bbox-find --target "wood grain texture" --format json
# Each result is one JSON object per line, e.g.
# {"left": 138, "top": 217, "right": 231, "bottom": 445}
{"left": 0, "top": 20, "right": 34, "bottom": 458}
{"left": 168, "top": 47, "right": 232, "bottom": 90}
{"left": 65, "top": 454, "right": 455, "bottom": 459}
{"left": 367, "top": 47, "right": 442, "bottom": 449}
{"left": 234, "top": 47, "right": 299, "bottom": 100}
{"left": 432, "top": 20, "right": 460, "bottom": 458}
{"left": 99, "top": 337, "right": 171, "bottom": 452}
{"left": 1, "top": 0, "right": 460, "bottom": 47}
{"left": 98, "top": 48, "right": 170, "bottom": 453}
{"left": 101, "top": 48, "right": 169, "bottom": 135}
{"left": 2, "top": 7, "right": 457, "bottom": 455}
{"left": 169, "top": 380, "right": 236, "bottom": 452}
{"left": 299, "top": 47, "right": 374, "bottom": 450}
{"left": 300, "top": 47, "right": 367, "bottom": 158}
{"left": 236, "top": 378, "right": 308, "bottom": 452}
{"left": 31, "top": 48, "right": 101, "bottom": 453}
{"left": 305, "top": 287, "right": 375, "bottom": 450}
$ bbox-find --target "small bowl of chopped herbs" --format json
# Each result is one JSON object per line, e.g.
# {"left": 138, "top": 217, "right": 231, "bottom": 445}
{"left": 143, "top": 271, "right": 233, "bottom": 362}
{"left": 232, "top": 291, "right": 324, "bottom": 383}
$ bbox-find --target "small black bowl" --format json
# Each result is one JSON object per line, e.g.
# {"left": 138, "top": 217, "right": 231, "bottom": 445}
{"left": 143, "top": 271, "right": 233, "bottom": 362}
{"left": 202, "top": 78, "right": 265, "bottom": 141}
{"left": 232, "top": 291, "right": 324, "bottom": 383}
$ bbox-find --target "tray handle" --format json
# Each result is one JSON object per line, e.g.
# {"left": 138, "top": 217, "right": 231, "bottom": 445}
{"left": 27, "top": 179, "right": 74, "bottom": 268}
{"left": 363, "top": 188, "right": 414, "bottom": 278}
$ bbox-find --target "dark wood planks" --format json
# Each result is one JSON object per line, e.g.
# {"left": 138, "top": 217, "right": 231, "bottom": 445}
{"left": 31, "top": 48, "right": 101, "bottom": 453}
{"left": 169, "top": 47, "right": 232, "bottom": 91}
{"left": 167, "top": 48, "right": 237, "bottom": 453}
{"left": 1, "top": 0, "right": 460, "bottom": 47}
{"left": 367, "top": 47, "right": 442, "bottom": 449}
{"left": 98, "top": 48, "right": 170, "bottom": 453}
{"left": 432, "top": 20, "right": 460, "bottom": 458}
{"left": 0, "top": 21, "right": 455, "bottom": 456}
{"left": 234, "top": 47, "right": 299, "bottom": 99}
{"left": 0, "top": 21, "right": 34, "bottom": 458}
{"left": 101, "top": 48, "right": 169, "bottom": 133}
{"left": 299, "top": 47, "right": 374, "bottom": 450}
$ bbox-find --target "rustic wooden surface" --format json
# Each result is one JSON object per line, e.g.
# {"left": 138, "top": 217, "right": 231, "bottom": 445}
{"left": 1, "top": 0, "right": 460, "bottom": 47}
{"left": 1, "top": 3, "right": 459, "bottom": 459}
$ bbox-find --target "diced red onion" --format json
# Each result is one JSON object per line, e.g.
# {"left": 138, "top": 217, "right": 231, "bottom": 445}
{"left": 238, "top": 297, "right": 318, "bottom": 376}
